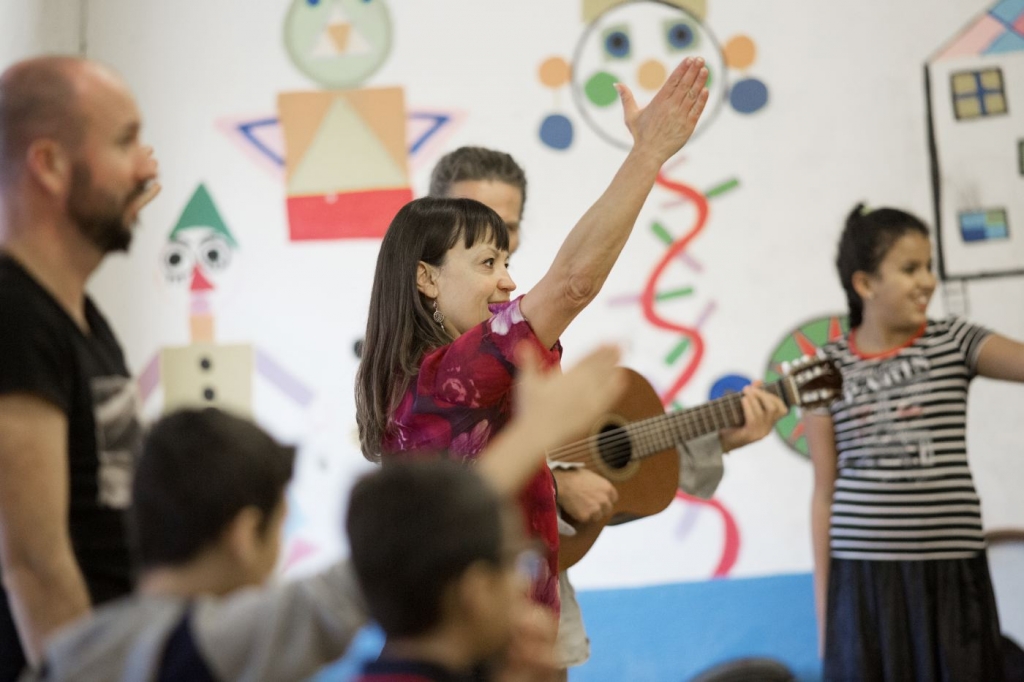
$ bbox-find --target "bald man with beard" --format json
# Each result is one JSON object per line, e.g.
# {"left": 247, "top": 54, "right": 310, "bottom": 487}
{"left": 0, "top": 56, "right": 160, "bottom": 679}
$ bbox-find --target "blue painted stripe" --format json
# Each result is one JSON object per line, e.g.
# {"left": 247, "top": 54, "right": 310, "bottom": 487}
{"left": 313, "top": 574, "right": 822, "bottom": 682}
{"left": 572, "top": 573, "right": 820, "bottom": 682}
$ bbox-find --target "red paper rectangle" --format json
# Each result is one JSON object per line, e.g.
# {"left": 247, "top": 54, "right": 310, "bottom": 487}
{"left": 287, "top": 188, "right": 413, "bottom": 241}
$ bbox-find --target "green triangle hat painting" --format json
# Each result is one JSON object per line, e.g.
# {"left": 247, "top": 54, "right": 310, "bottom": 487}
{"left": 169, "top": 184, "right": 238, "bottom": 246}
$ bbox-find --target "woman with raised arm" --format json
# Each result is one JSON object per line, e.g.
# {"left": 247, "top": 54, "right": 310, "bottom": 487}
{"left": 356, "top": 57, "right": 709, "bottom": 637}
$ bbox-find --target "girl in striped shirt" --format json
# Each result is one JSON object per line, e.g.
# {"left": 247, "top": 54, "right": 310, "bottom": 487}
{"left": 805, "top": 204, "right": 1024, "bottom": 682}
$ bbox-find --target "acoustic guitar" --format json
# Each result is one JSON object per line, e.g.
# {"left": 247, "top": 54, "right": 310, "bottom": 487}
{"left": 553, "top": 355, "right": 842, "bottom": 571}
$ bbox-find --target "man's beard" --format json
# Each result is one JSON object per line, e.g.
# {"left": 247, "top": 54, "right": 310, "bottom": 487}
{"left": 67, "top": 162, "right": 145, "bottom": 254}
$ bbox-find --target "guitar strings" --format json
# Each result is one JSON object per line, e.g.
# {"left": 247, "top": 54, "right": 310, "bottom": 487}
{"left": 543, "top": 371, "right": 835, "bottom": 468}
{"left": 545, "top": 390, "right": 753, "bottom": 467}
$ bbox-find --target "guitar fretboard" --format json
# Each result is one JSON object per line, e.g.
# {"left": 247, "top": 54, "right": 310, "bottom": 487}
{"left": 625, "top": 382, "right": 789, "bottom": 460}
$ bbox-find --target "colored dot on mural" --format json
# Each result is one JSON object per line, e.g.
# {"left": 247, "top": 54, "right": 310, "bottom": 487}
{"left": 723, "top": 35, "right": 756, "bottom": 69}
{"left": 306, "top": 0, "right": 320, "bottom": 5}
{"left": 539, "top": 114, "right": 574, "bottom": 150}
{"left": 709, "top": 374, "right": 752, "bottom": 401}
{"left": 637, "top": 59, "right": 667, "bottom": 91}
{"left": 585, "top": 71, "right": 620, "bottom": 107}
{"left": 353, "top": 338, "right": 364, "bottom": 359}
{"left": 539, "top": 56, "right": 571, "bottom": 88}
{"left": 730, "top": 78, "right": 768, "bottom": 114}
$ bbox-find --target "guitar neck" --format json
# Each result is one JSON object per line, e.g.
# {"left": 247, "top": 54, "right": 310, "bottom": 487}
{"left": 627, "top": 381, "right": 790, "bottom": 460}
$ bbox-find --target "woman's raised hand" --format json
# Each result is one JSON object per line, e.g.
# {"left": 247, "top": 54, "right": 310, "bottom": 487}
{"left": 618, "top": 56, "right": 710, "bottom": 165}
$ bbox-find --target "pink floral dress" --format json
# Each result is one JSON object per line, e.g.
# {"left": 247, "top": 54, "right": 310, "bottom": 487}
{"left": 382, "top": 296, "right": 562, "bottom": 612}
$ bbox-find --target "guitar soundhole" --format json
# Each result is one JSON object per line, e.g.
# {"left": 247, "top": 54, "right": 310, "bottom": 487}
{"left": 596, "top": 423, "right": 633, "bottom": 470}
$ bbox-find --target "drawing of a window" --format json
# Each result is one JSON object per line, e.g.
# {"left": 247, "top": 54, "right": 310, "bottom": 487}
{"left": 959, "top": 208, "right": 1008, "bottom": 242}
{"left": 951, "top": 68, "right": 1007, "bottom": 120}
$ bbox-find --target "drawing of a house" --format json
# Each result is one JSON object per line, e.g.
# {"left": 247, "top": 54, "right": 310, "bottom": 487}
{"left": 926, "top": 0, "right": 1024, "bottom": 280}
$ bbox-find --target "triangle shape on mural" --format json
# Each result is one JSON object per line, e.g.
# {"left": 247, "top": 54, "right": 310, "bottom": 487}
{"left": 343, "top": 23, "right": 373, "bottom": 55}
{"left": 985, "top": 28, "right": 1024, "bottom": 54}
{"left": 312, "top": 28, "right": 341, "bottom": 57}
{"left": 236, "top": 118, "right": 284, "bottom": 168}
{"left": 171, "top": 184, "right": 237, "bottom": 245}
{"left": 288, "top": 96, "right": 408, "bottom": 196}
{"left": 408, "top": 112, "right": 452, "bottom": 155}
{"left": 326, "top": 23, "right": 352, "bottom": 52}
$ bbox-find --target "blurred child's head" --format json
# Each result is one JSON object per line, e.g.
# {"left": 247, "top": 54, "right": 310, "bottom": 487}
{"left": 346, "top": 460, "right": 537, "bottom": 661}
{"left": 836, "top": 204, "right": 935, "bottom": 331}
{"left": 130, "top": 408, "right": 295, "bottom": 590}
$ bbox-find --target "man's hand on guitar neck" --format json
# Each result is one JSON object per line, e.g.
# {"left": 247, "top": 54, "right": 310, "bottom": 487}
{"left": 718, "top": 382, "right": 788, "bottom": 453}
{"left": 551, "top": 468, "right": 618, "bottom": 524}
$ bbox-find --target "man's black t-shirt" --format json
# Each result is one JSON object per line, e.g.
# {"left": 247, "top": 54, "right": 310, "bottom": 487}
{"left": 0, "top": 254, "right": 141, "bottom": 680}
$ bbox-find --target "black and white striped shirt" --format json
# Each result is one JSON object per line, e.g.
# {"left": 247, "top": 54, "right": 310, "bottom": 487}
{"left": 823, "top": 317, "right": 992, "bottom": 561}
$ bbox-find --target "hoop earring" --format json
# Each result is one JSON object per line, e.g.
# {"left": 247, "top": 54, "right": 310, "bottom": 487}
{"left": 432, "top": 300, "right": 446, "bottom": 327}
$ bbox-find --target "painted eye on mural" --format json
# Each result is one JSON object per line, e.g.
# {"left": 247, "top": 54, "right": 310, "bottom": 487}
{"left": 198, "top": 236, "right": 232, "bottom": 272}
{"left": 664, "top": 20, "right": 697, "bottom": 51}
{"left": 603, "top": 25, "right": 631, "bottom": 60}
{"left": 162, "top": 241, "right": 194, "bottom": 282}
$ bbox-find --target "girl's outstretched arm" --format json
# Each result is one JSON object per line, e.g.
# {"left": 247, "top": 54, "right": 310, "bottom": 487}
{"left": 976, "top": 334, "right": 1024, "bottom": 383}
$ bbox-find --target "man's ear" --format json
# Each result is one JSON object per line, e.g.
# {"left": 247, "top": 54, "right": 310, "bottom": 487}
{"left": 417, "top": 262, "right": 439, "bottom": 299}
{"left": 24, "top": 139, "right": 72, "bottom": 197}
{"left": 851, "top": 270, "right": 874, "bottom": 302}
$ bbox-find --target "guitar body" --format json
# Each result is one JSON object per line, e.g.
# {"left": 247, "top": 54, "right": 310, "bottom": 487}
{"left": 557, "top": 369, "right": 679, "bottom": 571}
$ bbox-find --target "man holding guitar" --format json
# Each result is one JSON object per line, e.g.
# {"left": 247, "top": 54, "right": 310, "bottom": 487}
{"left": 428, "top": 145, "right": 800, "bottom": 675}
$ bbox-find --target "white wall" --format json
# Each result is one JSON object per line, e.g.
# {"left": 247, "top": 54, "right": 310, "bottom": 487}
{"left": 70, "top": 0, "right": 1024, "bottom": 588}
{"left": 0, "top": 0, "right": 82, "bottom": 70}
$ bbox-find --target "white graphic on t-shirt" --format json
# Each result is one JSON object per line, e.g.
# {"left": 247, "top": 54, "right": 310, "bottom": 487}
{"left": 91, "top": 376, "right": 143, "bottom": 509}
{"left": 841, "top": 352, "right": 935, "bottom": 474}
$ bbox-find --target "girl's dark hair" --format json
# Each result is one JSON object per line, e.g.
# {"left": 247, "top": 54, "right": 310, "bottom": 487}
{"left": 836, "top": 203, "right": 930, "bottom": 327}
{"left": 355, "top": 197, "right": 509, "bottom": 462}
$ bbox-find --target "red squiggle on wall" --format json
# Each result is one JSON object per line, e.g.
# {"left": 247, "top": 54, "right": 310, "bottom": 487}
{"left": 675, "top": 490, "right": 741, "bottom": 577}
{"left": 642, "top": 173, "right": 710, "bottom": 406}
{"left": 650, "top": 173, "right": 741, "bottom": 577}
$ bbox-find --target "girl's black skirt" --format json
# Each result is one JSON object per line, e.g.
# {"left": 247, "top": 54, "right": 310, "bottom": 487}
{"left": 824, "top": 552, "right": 1006, "bottom": 682}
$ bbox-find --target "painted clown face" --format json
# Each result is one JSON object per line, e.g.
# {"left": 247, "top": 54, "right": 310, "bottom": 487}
{"left": 160, "top": 185, "right": 237, "bottom": 293}
{"left": 571, "top": 0, "right": 726, "bottom": 148}
{"left": 162, "top": 229, "right": 234, "bottom": 292}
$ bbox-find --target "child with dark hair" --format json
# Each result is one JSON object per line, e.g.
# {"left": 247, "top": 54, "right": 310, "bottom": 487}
{"left": 26, "top": 344, "right": 624, "bottom": 681}
{"left": 347, "top": 461, "right": 543, "bottom": 682}
{"left": 805, "top": 204, "right": 1024, "bottom": 681}
{"left": 26, "top": 408, "right": 367, "bottom": 682}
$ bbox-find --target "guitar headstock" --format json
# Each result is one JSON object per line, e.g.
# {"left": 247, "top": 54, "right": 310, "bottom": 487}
{"left": 780, "top": 354, "right": 843, "bottom": 410}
